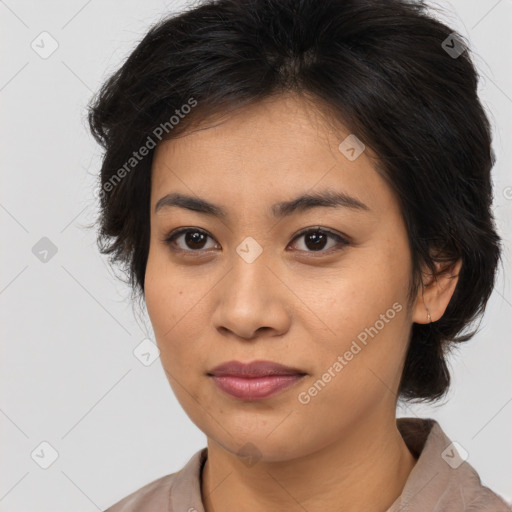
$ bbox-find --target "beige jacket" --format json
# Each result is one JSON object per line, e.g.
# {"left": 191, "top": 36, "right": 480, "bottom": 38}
{"left": 104, "top": 418, "right": 511, "bottom": 511}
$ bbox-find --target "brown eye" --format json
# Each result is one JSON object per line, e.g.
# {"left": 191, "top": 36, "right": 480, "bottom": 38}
{"left": 163, "top": 228, "right": 218, "bottom": 251}
{"left": 289, "top": 228, "right": 349, "bottom": 254}
{"left": 162, "top": 226, "right": 349, "bottom": 256}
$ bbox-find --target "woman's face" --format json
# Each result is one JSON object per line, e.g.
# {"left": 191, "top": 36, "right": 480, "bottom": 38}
{"left": 145, "top": 93, "right": 423, "bottom": 461}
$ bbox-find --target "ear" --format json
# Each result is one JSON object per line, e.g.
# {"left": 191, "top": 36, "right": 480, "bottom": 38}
{"left": 411, "top": 257, "right": 462, "bottom": 324}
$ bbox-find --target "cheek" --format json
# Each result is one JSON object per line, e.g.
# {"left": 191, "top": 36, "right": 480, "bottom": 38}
{"left": 293, "top": 290, "right": 409, "bottom": 438}
{"left": 144, "top": 249, "right": 213, "bottom": 380}
{"left": 145, "top": 252, "right": 188, "bottom": 357}
{"left": 145, "top": 240, "right": 190, "bottom": 331}
{"left": 305, "top": 240, "right": 412, "bottom": 387}
{"left": 145, "top": 268, "right": 207, "bottom": 409}
{"left": 312, "top": 252, "right": 409, "bottom": 337}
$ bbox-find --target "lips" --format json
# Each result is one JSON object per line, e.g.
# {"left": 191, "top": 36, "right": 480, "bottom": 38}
{"left": 207, "top": 360, "right": 307, "bottom": 401}
{"left": 207, "top": 360, "right": 306, "bottom": 378}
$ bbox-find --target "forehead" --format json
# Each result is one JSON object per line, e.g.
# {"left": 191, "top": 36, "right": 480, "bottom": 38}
{"left": 150, "top": 94, "right": 395, "bottom": 217}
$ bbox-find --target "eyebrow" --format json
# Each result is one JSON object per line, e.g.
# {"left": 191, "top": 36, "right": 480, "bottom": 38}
{"left": 154, "top": 189, "right": 370, "bottom": 217}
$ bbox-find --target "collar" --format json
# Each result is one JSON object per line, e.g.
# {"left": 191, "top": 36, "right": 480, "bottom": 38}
{"left": 386, "top": 417, "right": 510, "bottom": 511}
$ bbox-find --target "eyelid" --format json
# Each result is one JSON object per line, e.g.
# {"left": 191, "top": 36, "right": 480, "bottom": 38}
{"left": 287, "top": 226, "right": 350, "bottom": 255}
{"left": 162, "top": 226, "right": 350, "bottom": 254}
{"left": 161, "top": 227, "right": 218, "bottom": 251}
{"left": 290, "top": 226, "right": 350, "bottom": 244}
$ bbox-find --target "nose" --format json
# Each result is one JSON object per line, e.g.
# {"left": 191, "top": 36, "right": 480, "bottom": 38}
{"left": 211, "top": 248, "right": 291, "bottom": 341}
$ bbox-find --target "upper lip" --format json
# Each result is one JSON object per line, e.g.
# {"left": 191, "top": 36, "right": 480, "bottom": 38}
{"left": 207, "top": 360, "right": 306, "bottom": 378}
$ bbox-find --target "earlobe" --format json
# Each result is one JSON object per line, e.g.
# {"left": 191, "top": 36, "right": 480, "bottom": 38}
{"left": 412, "top": 258, "right": 462, "bottom": 324}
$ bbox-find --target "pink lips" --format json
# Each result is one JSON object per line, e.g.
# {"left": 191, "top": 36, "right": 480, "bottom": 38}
{"left": 208, "top": 360, "right": 306, "bottom": 401}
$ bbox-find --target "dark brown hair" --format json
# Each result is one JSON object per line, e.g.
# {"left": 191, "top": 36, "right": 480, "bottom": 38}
{"left": 87, "top": 0, "right": 502, "bottom": 402}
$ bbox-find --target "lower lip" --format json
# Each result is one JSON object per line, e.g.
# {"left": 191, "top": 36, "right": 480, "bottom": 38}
{"left": 210, "top": 374, "right": 305, "bottom": 401}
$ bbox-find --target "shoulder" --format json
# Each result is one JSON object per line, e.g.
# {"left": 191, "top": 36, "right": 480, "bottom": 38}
{"left": 452, "top": 458, "right": 512, "bottom": 511}
{"left": 430, "top": 422, "right": 512, "bottom": 511}
{"left": 102, "top": 447, "right": 207, "bottom": 512}
{"left": 393, "top": 418, "right": 512, "bottom": 512}
{"left": 103, "top": 472, "right": 177, "bottom": 512}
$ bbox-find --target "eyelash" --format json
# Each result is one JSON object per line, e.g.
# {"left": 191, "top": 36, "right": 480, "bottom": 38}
{"left": 161, "top": 226, "right": 350, "bottom": 256}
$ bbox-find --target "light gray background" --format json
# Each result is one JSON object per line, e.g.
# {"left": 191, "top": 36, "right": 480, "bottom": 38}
{"left": 1, "top": 0, "right": 511, "bottom": 510}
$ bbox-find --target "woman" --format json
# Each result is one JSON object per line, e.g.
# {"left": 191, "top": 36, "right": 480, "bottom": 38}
{"left": 88, "top": 0, "right": 511, "bottom": 510}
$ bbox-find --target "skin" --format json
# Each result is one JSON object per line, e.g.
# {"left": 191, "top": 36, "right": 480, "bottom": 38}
{"left": 144, "top": 92, "right": 462, "bottom": 512}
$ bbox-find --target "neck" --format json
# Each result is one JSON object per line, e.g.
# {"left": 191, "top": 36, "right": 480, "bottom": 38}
{"left": 201, "top": 413, "right": 417, "bottom": 512}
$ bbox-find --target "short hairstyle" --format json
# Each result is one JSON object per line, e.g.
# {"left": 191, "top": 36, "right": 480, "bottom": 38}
{"left": 87, "top": 0, "right": 502, "bottom": 402}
